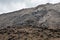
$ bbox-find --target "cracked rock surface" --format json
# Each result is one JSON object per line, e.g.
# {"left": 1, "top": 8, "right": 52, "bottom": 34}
{"left": 0, "top": 3, "right": 60, "bottom": 40}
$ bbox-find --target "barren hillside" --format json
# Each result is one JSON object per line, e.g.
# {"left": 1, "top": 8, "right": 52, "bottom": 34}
{"left": 0, "top": 3, "right": 60, "bottom": 40}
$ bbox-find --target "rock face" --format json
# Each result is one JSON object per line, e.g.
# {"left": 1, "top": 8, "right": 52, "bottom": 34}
{"left": 0, "top": 3, "right": 60, "bottom": 40}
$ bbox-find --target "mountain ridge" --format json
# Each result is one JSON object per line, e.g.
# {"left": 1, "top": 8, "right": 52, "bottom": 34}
{"left": 0, "top": 3, "right": 60, "bottom": 40}
{"left": 0, "top": 3, "right": 60, "bottom": 29}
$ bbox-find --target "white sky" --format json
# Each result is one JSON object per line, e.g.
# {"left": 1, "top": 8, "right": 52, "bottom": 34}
{"left": 0, "top": 0, "right": 60, "bottom": 14}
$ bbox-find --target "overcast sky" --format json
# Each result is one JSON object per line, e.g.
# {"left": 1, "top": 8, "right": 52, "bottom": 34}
{"left": 0, "top": 0, "right": 60, "bottom": 14}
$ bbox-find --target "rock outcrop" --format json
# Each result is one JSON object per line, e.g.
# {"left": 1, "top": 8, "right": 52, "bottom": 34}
{"left": 0, "top": 3, "right": 60, "bottom": 40}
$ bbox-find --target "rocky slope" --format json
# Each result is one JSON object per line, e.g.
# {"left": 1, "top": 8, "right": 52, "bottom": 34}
{"left": 0, "top": 3, "right": 60, "bottom": 40}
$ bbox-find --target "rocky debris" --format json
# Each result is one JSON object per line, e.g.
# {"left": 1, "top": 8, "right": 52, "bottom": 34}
{"left": 0, "top": 26, "right": 60, "bottom": 40}
{"left": 0, "top": 3, "right": 60, "bottom": 40}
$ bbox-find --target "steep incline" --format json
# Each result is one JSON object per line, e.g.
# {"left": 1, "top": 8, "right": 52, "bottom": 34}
{"left": 0, "top": 3, "right": 60, "bottom": 40}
